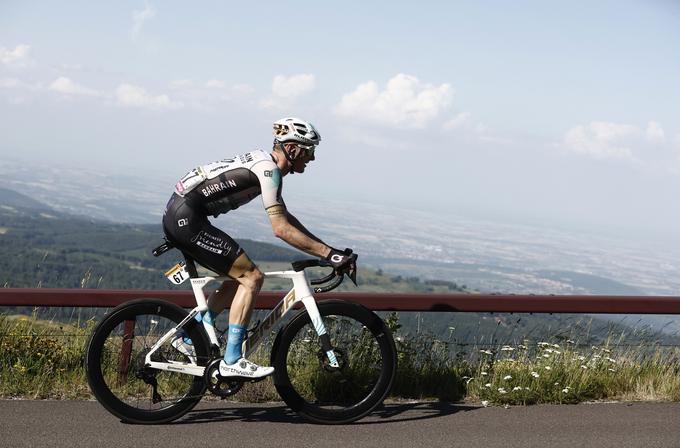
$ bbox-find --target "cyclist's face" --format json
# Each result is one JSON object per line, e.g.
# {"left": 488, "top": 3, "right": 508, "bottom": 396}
{"left": 291, "top": 145, "right": 315, "bottom": 173}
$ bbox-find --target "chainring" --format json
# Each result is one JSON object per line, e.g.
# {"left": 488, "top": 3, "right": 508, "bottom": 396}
{"left": 204, "top": 358, "right": 244, "bottom": 398}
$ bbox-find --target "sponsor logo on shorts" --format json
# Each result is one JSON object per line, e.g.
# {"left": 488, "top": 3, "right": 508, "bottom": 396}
{"left": 177, "top": 218, "right": 188, "bottom": 227}
{"left": 190, "top": 230, "right": 234, "bottom": 256}
{"left": 196, "top": 241, "right": 223, "bottom": 254}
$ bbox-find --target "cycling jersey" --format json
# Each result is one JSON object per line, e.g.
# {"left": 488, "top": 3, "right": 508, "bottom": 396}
{"left": 174, "top": 149, "right": 284, "bottom": 217}
{"left": 162, "top": 149, "right": 284, "bottom": 274}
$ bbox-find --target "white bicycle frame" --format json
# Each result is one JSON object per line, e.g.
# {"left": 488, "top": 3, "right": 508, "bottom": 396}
{"left": 143, "top": 268, "right": 339, "bottom": 377}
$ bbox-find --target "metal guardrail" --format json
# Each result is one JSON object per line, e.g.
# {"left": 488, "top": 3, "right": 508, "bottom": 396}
{"left": 1, "top": 288, "right": 680, "bottom": 314}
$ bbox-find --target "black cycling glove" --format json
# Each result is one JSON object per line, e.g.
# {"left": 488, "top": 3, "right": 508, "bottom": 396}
{"left": 325, "top": 247, "right": 358, "bottom": 285}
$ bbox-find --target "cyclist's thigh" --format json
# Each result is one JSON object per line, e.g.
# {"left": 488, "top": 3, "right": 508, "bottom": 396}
{"left": 163, "top": 195, "right": 243, "bottom": 275}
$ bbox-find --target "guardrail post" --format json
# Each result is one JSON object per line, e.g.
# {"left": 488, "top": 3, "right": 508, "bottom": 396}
{"left": 117, "top": 319, "right": 136, "bottom": 385}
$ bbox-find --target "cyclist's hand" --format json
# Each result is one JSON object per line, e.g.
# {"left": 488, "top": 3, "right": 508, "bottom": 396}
{"left": 325, "top": 247, "right": 358, "bottom": 285}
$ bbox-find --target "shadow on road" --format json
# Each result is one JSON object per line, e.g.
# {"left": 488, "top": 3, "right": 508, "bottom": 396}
{"left": 174, "top": 401, "right": 477, "bottom": 426}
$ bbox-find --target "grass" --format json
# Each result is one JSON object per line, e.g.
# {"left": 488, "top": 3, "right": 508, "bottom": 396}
{"left": 2, "top": 311, "right": 680, "bottom": 406}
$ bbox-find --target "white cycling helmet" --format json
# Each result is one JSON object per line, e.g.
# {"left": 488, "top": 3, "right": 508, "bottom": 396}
{"left": 273, "top": 117, "right": 321, "bottom": 147}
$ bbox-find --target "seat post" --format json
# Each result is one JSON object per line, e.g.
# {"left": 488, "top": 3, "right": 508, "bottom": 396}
{"left": 183, "top": 254, "right": 199, "bottom": 278}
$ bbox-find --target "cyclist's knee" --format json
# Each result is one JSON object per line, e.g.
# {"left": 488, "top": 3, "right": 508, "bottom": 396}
{"left": 246, "top": 267, "right": 265, "bottom": 290}
{"left": 236, "top": 266, "right": 264, "bottom": 292}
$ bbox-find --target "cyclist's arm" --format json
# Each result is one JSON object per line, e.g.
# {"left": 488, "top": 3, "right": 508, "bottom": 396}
{"left": 267, "top": 205, "right": 331, "bottom": 258}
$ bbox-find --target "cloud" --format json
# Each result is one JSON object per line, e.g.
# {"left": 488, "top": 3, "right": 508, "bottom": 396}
{"left": 0, "top": 78, "right": 21, "bottom": 89}
{"left": 335, "top": 74, "right": 453, "bottom": 128}
{"left": 205, "top": 79, "right": 226, "bottom": 89}
{"left": 231, "top": 83, "right": 255, "bottom": 95}
{"left": 115, "top": 83, "right": 182, "bottom": 110}
{"left": 561, "top": 120, "right": 680, "bottom": 175}
{"left": 0, "top": 44, "right": 32, "bottom": 67}
{"left": 271, "top": 74, "right": 315, "bottom": 98}
{"left": 442, "top": 112, "right": 471, "bottom": 130}
{"left": 131, "top": 2, "right": 156, "bottom": 40}
{"left": 49, "top": 77, "right": 101, "bottom": 97}
{"left": 260, "top": 74, "right": 315, "bottom": 110}
{"left": 169, "top": 79, "right": 193, "bottom": 90}
{"left": 562, "top": 121, "right": 639, "bottom": 161}
{"left": 646, "top": 121, "right": 665, "bottom": 142}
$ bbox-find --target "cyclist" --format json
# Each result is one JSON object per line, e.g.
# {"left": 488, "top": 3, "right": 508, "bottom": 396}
{"left": 162, "top": 117, "right": 357, "bottom": 379}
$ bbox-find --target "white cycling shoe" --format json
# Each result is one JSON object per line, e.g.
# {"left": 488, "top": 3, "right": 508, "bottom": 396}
{"left": 170, "top": 331, "right": 197, "bottom": 364}
{"left": 219, "top": 358, "right": 274, "bottom": 379}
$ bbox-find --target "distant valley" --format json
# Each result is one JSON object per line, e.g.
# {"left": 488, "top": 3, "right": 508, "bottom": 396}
{"left": 1, "top": 159, "right": 679, "bottom": 335}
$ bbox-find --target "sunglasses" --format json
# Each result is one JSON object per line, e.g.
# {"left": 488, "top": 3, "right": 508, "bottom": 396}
{"left": 298, "top": 145, "right": 315, "bottom": 156}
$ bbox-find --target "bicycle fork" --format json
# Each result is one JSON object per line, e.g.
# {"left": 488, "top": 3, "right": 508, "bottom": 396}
{"left": 301, "top": 296, "right": 340, "bottom": 369}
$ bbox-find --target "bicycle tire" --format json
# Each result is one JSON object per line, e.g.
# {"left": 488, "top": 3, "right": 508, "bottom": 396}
{"left": 271, "top": 300, "right": 396, "bottom": 424}
{"left": 85, "top": 299, "right": 211, "bottom": 424}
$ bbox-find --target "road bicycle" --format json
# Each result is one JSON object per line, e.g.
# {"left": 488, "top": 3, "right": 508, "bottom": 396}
{"left": 85, "top": 240, "right": 397, "bottom": 425}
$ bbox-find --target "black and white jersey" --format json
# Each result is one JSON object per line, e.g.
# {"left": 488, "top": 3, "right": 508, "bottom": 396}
{"left": 174, "top": 150, "right": 284, "bottom": 217}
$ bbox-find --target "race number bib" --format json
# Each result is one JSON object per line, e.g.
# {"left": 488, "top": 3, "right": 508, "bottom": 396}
{"left": 164, "top": 262, "right": 189, "bottom": 285}
{"left": 175, "top": 166, "right": 207, "bottom": 196}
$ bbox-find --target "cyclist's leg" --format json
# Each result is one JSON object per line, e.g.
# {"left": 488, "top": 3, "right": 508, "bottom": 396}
{"left": 225, "top": 252, "right": 264, "bottom": 325}
{"left": 162, "top": 195, "right": 245, "bottom": 318}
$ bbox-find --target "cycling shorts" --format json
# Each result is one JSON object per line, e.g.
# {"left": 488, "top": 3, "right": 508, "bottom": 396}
{"left": 162, "top": 194, "right": 243, "bottom": 275}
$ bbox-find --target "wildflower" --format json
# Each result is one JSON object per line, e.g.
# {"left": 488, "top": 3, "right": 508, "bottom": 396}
{"left": 578, "top": 356, "right": 585, "bottom": 361}
{"left": 485, "top": 383, "right": 492, "bottom": 388}
{"left": 481, "top": 371, "right": 488, "bottom": 376}
{"left": 602, "top": 348, "right": 611, "bottom": 353}
{"left": 524, "top": 387, "right": 531, "bottom": 390}
{"left": 542, "top": 354, "right": 550, "bottom": 358}
{"left": 554, "top": 382, "right": 559, "bottom": 386}
{"left": 593, "top": 355, "right": 601, "bottom": 359}
{"left": 512, "top": 386, "right": 522, "bottom": 391}
{"left": 607, "top": 357, "right": 617, "bottom": 363}
{"left": 531, "top": 371, "right": 540, "bottom": 378}
{"left": 562, "top": 388, "right": 570, "bottom": 393}
{"left": 552, "top": 344, "right": 560, "bottom": 349}
{"left": 545, "top": 348, "right": 554, "bottom": 353}
{"left": 538, "top": 342, "right": 550, "bottom": 346}
{"left": 497, "top": 388, "right": 507, "bottom": 394}
{"left": 566, "top": 340, "right": 575, "bottom": 344}
{"left": 503, "top": 375, "right": 512, "bottom": 380}
{"left": 545, "top": 366, "right": 552, "bottom": 370}
{"left": 448, "top": 326, "right": 456, "bottom": 330}
{"left": 581, "top": 365, "right": 588, "bottom": 369}
{"left": 518, "top": 344, "right": 527, "bottom": 349}
{"left": 396, "top": 337, "right": 402, "bottom": 342}
{"left": 480, "top": 349, "right": 493, "bottom": 355}
{"left": 553, "top": 350, "right": 561, "bottom": 354}
{"left": 608, "top": 368, "right": 616, "bottom": 372}
{"left": 481, "top": 400, "right": 489, "bottom": 407}
{"left": 500, "top": 346, "right": 515, "bottom": 351}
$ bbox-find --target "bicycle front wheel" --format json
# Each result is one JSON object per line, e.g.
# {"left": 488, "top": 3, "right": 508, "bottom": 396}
{"left": 272, "top": 300, "right": 396, "bottom": 424}
{"left": 85, "top": 299, "right": 210, "bottom": 424}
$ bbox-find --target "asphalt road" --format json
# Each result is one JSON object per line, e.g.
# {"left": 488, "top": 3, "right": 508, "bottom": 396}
{"left": 2, "top": 400, "right": 680, "bottom": 448}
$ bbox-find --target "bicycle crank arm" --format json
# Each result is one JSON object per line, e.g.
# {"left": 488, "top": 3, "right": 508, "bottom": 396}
{"left": 145, "top": 361, "right": 205, "bottom": 377}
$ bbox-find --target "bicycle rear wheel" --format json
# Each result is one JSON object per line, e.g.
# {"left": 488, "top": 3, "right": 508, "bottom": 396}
{"left": 85, "top": 299, "right": 210, "bottom": 424}
{"left": 272, "top": 300, "right": 396, "bottom": 424}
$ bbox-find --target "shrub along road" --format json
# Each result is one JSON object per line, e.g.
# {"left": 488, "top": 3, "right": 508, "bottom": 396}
{"left": 1, "top": 400, "right": 680, "bottom": 447}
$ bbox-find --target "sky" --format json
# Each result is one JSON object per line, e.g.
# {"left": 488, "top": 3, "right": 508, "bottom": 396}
{"left": 1, "top": 1, "right": 679, "bottom": 242}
